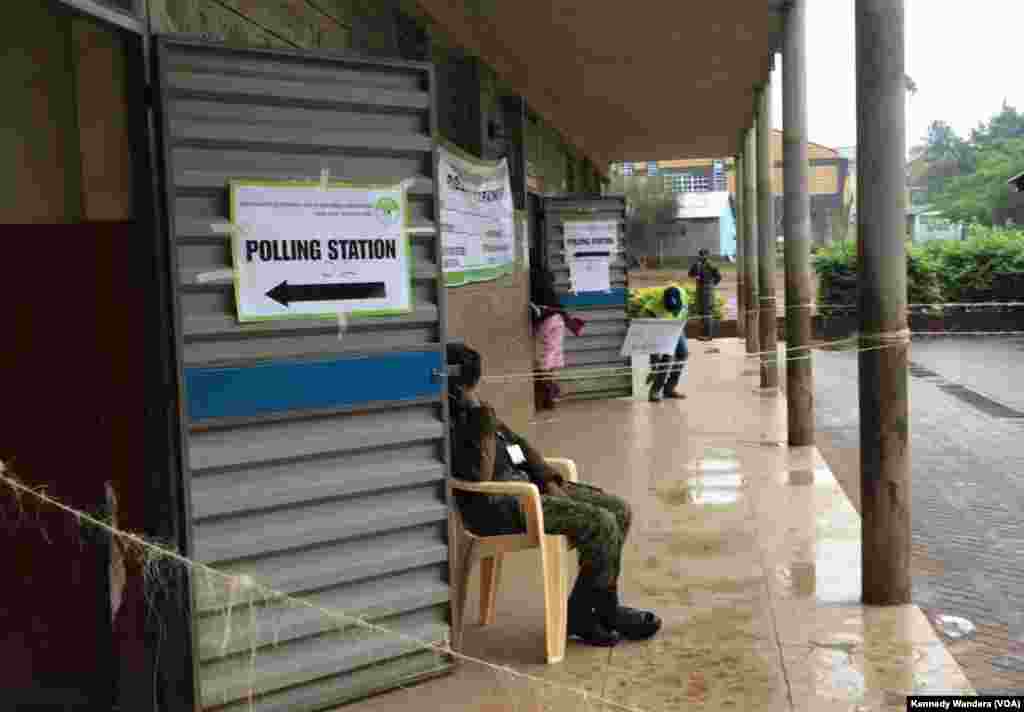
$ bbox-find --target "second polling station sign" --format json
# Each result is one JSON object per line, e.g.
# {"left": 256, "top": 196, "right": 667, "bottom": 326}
{"left": 228, "top": 180, "right": 412, "bottom": 322}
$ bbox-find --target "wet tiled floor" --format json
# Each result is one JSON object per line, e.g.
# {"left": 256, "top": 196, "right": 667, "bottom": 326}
{"left": 341, "top": 339, "right": 974, "bottom": 712}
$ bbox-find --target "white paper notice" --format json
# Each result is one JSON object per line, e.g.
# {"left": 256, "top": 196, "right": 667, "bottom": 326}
{"left": 620, "top": 318, "right": 685, "bottom": 356}
{"left": 570, "top": 256, "right": 611, "bottom": 293}
{"left": 229, "top": 181, "right": 411, "bottom": 322}
{"left": 438, "top": 146, "right": 515, "bottom": 285}
{"left": 563, "top": 219, "right": 619, "bottom": 258}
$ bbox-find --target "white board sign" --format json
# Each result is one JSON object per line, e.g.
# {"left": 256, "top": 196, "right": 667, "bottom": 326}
{"left": 563, "top": 219, "right": 618, "bottom": 257}
{"left": 620, "top": 318, "right": 685, "bottom": 357}
{"left": 438, "top": 145, "right": 515, "bottom": 286}
{"left": 229, "top": 180, "right": 411, "bottom": 322}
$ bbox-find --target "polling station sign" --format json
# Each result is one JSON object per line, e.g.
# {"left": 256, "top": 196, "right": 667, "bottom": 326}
{"left": 229, "top": 180, "right": 411, "bottom": 322}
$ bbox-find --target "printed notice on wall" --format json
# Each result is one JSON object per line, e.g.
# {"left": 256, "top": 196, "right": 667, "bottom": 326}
{"left": 564, "top": 218, "right": 617, "bottom": 293}
{"left": 563, "top": 219, "right": 619, "bottom": 259}
{"left": 569, "top": 256, "right": 612, "bottom": 293}
{"left": 438, "top": 144, "right": 515, "bottom": 287}
{"left": 229, "top": 180, "right": 411, "bottom": 322}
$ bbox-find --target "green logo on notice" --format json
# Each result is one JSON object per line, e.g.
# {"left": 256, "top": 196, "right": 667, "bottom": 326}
{"left": 375, "top": 197, "right": 401, "bottom": 225}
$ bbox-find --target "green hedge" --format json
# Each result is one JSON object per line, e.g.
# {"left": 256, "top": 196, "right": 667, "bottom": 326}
{"left": 812, "top": 226, "right": 1024, "bottom": 307}
{"left": 627, "top": 286, "right": 725, "bottom": 320}
{"left": 642, "top": 257, "right": 737, "bottom": 271}
{"left": 921, "top": 226, "right": 1024, "bottom": 301}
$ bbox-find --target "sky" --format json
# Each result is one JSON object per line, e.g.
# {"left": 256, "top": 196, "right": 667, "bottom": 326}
{"left": 769, "top": 1, "right": 1024, "bottom": 154}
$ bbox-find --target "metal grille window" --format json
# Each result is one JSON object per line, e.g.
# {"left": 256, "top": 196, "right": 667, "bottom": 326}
{"left": 666, "top": 174, "right": 685, "bottom": 193}
{"left": 678, "top": 174, "right": 709, "bottom": 192}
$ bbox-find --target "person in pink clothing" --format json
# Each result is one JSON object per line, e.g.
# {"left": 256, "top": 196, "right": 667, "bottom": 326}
{"left": 530, "top": 267, "right": 583, "bottom": 410}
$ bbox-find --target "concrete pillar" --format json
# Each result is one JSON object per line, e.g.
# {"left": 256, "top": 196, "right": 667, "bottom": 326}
{"left": 856, "top": 0, "right": 911, "bottom": 605}
{"left": 743, "top": 127, "right": 760, "bottom": 355}
{"left": 757, "top": 82, "right": 779, "bottom": 389}
{"left": 735, "top": 152, "right": 745, "bottom": 339}
{"left": 783, "top": 0, "right": 815, "bottom": 446}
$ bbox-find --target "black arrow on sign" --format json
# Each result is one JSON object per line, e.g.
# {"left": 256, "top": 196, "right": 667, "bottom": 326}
{"left": 265, "top": 280, "right": 387, "bottom": 307}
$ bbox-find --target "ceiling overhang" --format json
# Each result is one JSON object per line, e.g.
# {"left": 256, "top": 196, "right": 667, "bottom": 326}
{"left": 416, "top": 1, "right": 787, "bottom": 169}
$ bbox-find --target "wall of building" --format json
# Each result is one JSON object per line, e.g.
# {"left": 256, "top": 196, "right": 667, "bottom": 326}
{"left": 3, "top": 7, "right": 155, "bottom": 708}
{"left": 2, "top": 3, "right": 82, "bottom": 223}
{"left": 149, "top": 0, "right": 356, "bottom": 51}
{"left": 630, "top": 218, "right": 720, "bottom": 261}
{"left": 415, "top": 12, "right": 533, "bottom": 430}
{"left": 412, "top": 7, "right": 603, "bottom": 429}
{"left": 147, "top": 0, "right": 605, "bottom": 431}
{"left": 74, "top": 17, "right": 134, "bottom": 221}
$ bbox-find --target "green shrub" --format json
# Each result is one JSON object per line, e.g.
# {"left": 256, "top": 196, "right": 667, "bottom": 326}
{"left": 812, "top": 239, "right": 858, "bottom": 307}
{"left": 906, "top": 243, "right": 945, "bottom": 305}
{"left": 626, "top": 286, "right": 724, "bottom": 320}
{"left": 812, "top": 228, "right": 1024, "bottom": 307}
{"left": 920, "top": 225, "right": 1024, "bottom": 302}
{"left": 682, "top": 285, "right": 725, "bottom": 320}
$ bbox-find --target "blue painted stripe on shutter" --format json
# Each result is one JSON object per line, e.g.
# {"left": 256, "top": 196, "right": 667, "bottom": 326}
{"left": 559, "top": 288, "right": 628, "bottom": 308}
{"left": 185, "top": 350, "right": 442, "bottom": 421}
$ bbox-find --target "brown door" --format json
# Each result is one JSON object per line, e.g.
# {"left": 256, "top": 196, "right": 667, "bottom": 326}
{"left": 0, "top": 223, "right": 146, "bottom": 708}
{"left": 1, "top": 4, "right": 163, "bottom": 708}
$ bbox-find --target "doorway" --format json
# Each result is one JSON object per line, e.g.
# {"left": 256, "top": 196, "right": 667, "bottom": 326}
{"left": 527, "top": 192, "right": 545, "bottom": 273}
{"left": 1, "top": 3, "right": 180, "bottom": 709}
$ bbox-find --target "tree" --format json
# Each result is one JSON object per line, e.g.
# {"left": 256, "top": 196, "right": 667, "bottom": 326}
{"left": 913, "top": 121, "right": 977, "bottom": 203}
{"left": 930, "top": 137, "right": 1024, "bottom": 226}
{"left": 969, "top": 101, "right": 1024, "bottom": 150}
{"left": 607, "top": 171, "right": 678, "bottom": 259}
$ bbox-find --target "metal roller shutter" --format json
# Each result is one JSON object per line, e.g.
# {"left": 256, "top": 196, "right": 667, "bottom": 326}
{"left": 541, "top": 195, "right": 630, "bottom": 400}
{"left": 152, "top": 38, "right": 452, "bottom": 711}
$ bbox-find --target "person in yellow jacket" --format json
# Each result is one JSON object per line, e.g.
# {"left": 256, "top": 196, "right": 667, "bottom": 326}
{"left": 628, "top": 283, "right": 690, "bottom": 402}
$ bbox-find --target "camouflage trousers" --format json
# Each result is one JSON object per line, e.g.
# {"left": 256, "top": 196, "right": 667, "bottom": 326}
{"left": 460, "top": 482, "right": 632, "bottom": 590}
{"left": 538, "top": 482, "right": 632, "bottom": 590}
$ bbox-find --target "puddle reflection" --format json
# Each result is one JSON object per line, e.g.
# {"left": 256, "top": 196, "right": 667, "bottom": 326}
{"left": 657, "top": 472, "right": 745, "bottom": 507}
{"left": 656, "top": 452, "right": 746, "bottom": 507}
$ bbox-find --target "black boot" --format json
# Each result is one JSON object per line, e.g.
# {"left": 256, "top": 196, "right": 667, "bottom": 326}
{"left": 567, "top": 574, "right": 619, "bottom": 647}
{"left": 597, "top": 587, "right": 662, "bottom": 641}
{"left": 591, "top": 587, "right": 621, "bottom": 631}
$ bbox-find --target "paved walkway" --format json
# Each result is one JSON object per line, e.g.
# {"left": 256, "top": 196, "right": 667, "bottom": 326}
{"left": 342, "top": 339, "right": 972, "bottom": 712}
{"left": 812, "top": 335, "right": 1024, "bottom": 696}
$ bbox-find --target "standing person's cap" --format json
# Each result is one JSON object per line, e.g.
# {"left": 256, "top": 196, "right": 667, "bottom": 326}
{"left": 663, "top": 286, "right": 683, "bottom": 315}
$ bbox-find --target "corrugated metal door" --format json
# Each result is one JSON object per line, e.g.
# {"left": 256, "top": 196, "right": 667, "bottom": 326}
{"left": 152, "top": 38, "right": 452, "bottom": 711}
{"left": 541, "top": 195, "right": 630, "bottom": 400}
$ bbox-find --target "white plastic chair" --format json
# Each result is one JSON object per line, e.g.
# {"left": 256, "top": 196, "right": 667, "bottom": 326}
{"left": 447, "top": 458, "right": 578, "bottom": 664}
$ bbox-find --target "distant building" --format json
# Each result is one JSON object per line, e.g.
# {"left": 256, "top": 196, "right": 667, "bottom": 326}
{"left": 626, "top": 192, "right": 737, "bottom": 265}
{"left": 675, "top": 192, "right": 737, "bottom": 259}
{"left": 612, "top": 130, "right": 851, "bottom": 245}
{"left": 997, "top": 171, "right": 1024, "bottom": 226}
{"left": 906, "top": 205, "right": 965, "bottom": 243}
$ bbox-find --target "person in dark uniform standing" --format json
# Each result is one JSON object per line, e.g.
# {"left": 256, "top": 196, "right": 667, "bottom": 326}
{"left": 689, "top": 249, "right": 722, "bottom": 346}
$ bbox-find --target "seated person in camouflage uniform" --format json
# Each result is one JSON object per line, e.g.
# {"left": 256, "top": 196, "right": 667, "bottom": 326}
{"left": 447, "top": 343, "right": 661, "bottom": 647}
